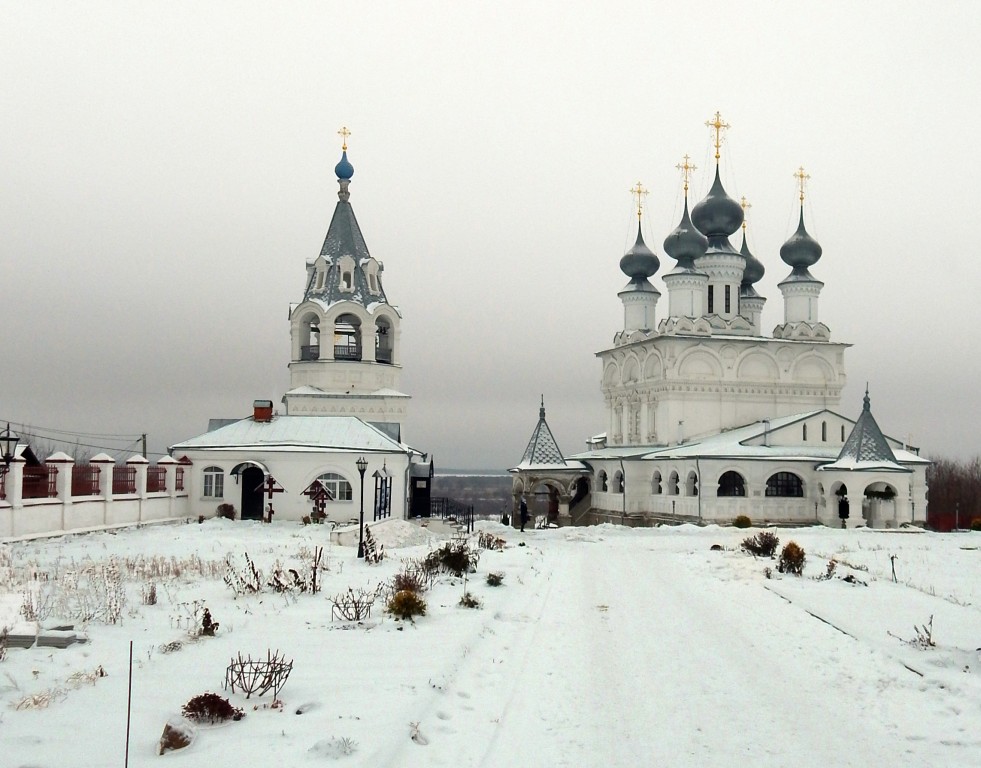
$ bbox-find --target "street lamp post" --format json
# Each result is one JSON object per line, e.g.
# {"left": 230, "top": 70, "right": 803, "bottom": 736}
{"left": 1, "top": 423, "right": 18, "bottom": 470}
{"left": 356, "top": 456, "right": 368, "bottom": 558}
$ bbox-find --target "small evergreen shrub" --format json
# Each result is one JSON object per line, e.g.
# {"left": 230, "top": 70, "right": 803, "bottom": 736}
{"left": 216, "top": 503, "right": 236, "bottom": 520}
{"left": 486, "top": 572, "right": 504, "bottom": 587}
{"left": 741, "top": 531, "right": 779, "bottom": 557}
{"left": 201, "top": 607, "right": 219, "bottom": 636}
{"left": 387, "top": 589, "right": 427, "bottom": 620}
{"left": 181, "top": 692, "right": 244, "bottom": 723}
{"left": 423, "top": 540, "right": 479, "bottom": 577}
{"left": 777, "top": 541, "right": 806, "bottom": 576}
{"left": 970, "top": 518, "right": 981, "bottom": 532}
{"left": 732, "top": 515, "right": 752, "bottom": 529}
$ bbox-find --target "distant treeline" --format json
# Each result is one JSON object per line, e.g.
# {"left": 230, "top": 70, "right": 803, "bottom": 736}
{"left": 433, "top": 473, "right": 512, "bottom": 518}
{"left": 927, "top": 456, "right": 981, "bottom": 531}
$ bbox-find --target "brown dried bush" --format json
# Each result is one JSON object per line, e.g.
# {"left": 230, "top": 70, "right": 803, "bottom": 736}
{"left": 387, "top": 589, "right": 427, "bottom": 620}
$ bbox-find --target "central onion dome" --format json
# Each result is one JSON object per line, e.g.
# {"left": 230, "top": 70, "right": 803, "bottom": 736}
{"left": 663, "top": 199, "right": 708, "bottom": 269}
{"left": 620, "top": 224, "right": 659, "bottom": 281}
{"left": 690, "top": 167, "right": 744, "bottom": 237}
{"left": 740, "top": 232, "right": 765, "bottom": 288}
{"left": 779, "top": 209, "right": 822, "bottom": 274}
{"left": 334, "top": 150, "right": 354, "bottom": 180}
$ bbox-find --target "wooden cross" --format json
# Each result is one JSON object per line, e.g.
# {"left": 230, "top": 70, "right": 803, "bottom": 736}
{"left": 794, "top": 165, "right": 810, "bottom": 204}
{"left": 705, "top": 111, "right": 730, "bottom": 162}
{"left": 338, "top": 125, "right": 351, "bottom": 151}
{"left": 257, "top": 475, "right": 285, "bottom": 500}
{"left": 740, "top": 195, "right": 752, "bottom": 231}
{"left": 629, "top": 181, "right": 648, "bottom": 220}
{"left": 676, "top": 154, "right": 696, "bottom": 195}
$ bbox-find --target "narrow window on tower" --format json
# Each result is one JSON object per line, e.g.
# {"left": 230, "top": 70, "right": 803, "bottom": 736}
{"left": 725, "top": 285, "right": 731, "bottom": 314}
{"left": 707, "top": 285, "right": 715, "bottom": 314}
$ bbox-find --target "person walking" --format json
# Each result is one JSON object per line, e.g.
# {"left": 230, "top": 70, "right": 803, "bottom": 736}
{"left": 519, "top": 497, "right": 529, "bottom": 532}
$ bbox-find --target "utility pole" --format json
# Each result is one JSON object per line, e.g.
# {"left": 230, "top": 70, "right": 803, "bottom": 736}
{"left": 141, "top": 433, "right": 147, "bottom": 458}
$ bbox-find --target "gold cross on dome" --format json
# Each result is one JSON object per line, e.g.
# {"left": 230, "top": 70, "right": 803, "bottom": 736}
{"left": 795, "top": 165, "right": 810, "bottom": 203}
{"left": 630, "top": 181, "right": 648, "bottom": 220}
{"left": 338, "top": 126, "right": 351, "bottom": 151}
{"left": 705, "top": 111, "right": 730, "bottom": 162}
{"left": 676, "top": 154, "right": 696, "bottom": 195}
{"left": 740, "top": 196, "right": 752, "bottom": 231}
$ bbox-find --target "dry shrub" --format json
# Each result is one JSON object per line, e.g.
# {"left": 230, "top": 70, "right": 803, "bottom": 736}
{"left": 741, "top": 531, "right": 779, "bottom": 557}
{"left": 486, "top": 572, "right": 504, "bottom": 587}
{"left": 459, "top": 592, "right": 481, "bottom": 609}
{"left": 732, "top": 515, "right": 752, "bottom": 529}
{"left": 777, "top": 541, "right": 806, "bottom": 576}
{"left": 181, "top": 692, "right": 244, "bottom": 723}
{"left": 387, "top": 589, "right": 427, "bottom": 620}
{"left": 392, "top": 568, "right": 427, "bottom": 595}
{"left": 216, "top": 503, "right": 236, "bottom": 520}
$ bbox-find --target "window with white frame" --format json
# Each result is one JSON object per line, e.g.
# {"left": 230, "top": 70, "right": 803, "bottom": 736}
{"left": 203, "top": 466, "right": 224, "bottom": 498}
{"left": 316, "top": 472, "right": 353, "bottom": 501}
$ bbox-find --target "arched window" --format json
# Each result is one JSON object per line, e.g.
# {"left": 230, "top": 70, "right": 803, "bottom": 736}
{"left": 316, "top": 472, "right": 353, "bottom": 502}
{"left": 203, "top": 466, "right": 224, "bottom": 498}
{"left": 686, "top": 471, "right": 698, "bottom": 496}
{"left": 334, "top": 314, "right": 362, "bottom": 361}
{"left": 718, "top": 471, "right": 746, "bottom": 497}
{"left": 598, "top": 471, "right": 608, "bottom": 492}
{"left": 375, "top": 317, "right": 393, "bottom": 364}
{"left": 651, "top": 471, "right": 662, "bottom": 495}
{"left": 668, "top": 471, "right": 680, "bottom": 495}
{"left": 765, "top": 472, "right": 804, "bottom": 498}
{"left": 821, "top": 421, "right": 827, "bottom": 441}
{"left": 614, "top": 471, "right": 624, "bottom": 493}
{"left": 342, "top": 271, "right": 353, "bottom": 290}
{"left": 803, "top": 424, "right": 808, "bottom": 441}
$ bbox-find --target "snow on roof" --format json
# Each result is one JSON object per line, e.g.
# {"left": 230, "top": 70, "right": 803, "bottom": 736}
{"left": 170, "top": 416, "right": 409, "bottom": 454}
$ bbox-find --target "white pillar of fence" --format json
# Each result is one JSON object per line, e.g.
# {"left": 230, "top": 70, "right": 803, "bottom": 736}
{"left": 7, "top": 457, "right": 25, "bottom": 511}
{"left": 158, "top": 456, "right": 178, "bottom": 517}
{"left": 46, "top": 452, "right": 75, "bottom": 531}
{"left": 91, "top": 454, "right": 115, "bottom": 526}
{"left": 127, "top": 454, "right": 149, "bottom": 522}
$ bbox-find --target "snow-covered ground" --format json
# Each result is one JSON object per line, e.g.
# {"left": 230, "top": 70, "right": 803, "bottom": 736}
{"left": 3, "top": 520, "right": 981, "bottom": 767}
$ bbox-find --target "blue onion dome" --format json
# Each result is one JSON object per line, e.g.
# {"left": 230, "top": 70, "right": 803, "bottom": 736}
{"left": 620, "top": 223, "right": 659, "bottom": 280}
{"left": 779, "top": 208, "right": 823, "bottom": 273}
{"left": 740, "top": 231, "right": 765, "bottom": 286}
{"left": 663, "top": 199, "right": 708, "bottom": 269}
{"left": 334, "top": 150, "right": 354, "bottom": 180}
{"left": 690, "top": 166, "right": 744, "bottom": 237}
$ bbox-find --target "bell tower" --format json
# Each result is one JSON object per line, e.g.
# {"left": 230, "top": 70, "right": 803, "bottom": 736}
{"left": 283, "top": 128, "right": 409, "bottom": 441}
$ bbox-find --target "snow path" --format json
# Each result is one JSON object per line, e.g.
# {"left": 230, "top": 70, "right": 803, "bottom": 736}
{"left": 381, "top": 536, "right": 980, "bottom": 767}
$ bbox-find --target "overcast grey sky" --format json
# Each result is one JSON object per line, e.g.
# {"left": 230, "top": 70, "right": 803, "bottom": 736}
{"left": 2, "top": 1, "right": 978, "bottom": 469}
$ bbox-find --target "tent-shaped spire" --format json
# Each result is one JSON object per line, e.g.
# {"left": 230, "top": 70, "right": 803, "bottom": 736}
{"left": 518, "top": 397, "right": 568, "bottom": 467}
{"left": 822, "top": 388, "right": 908, "bottom": 472}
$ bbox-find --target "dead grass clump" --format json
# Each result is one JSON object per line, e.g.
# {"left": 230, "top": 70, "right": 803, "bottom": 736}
{"left": 181, "top": 692, "right": 244, "bottom": 723}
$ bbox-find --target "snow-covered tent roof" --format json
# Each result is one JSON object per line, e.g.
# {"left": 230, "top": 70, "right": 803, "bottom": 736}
{"left": 819, "top": 389, "right": 910, "bottom": 473}
{"left": 512, "top": 398, "right": 587, "bottom": 471}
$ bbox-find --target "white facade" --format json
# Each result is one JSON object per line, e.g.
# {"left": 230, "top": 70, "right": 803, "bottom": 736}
{"left": 554, "top": 136, "right": 929, "bottom": 529}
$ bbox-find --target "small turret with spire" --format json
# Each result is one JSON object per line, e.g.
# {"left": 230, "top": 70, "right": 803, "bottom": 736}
{"left": 662, "top": 154, "right": 709, "bottom": 319}
{"left": 777, "top": 166, "right": 826, "bottom": 329}
{"left": 737, "top": 195, "right": 767, "bottom": 334}
{"left": 617, "top": 182, "right": 661, "bottom": 333}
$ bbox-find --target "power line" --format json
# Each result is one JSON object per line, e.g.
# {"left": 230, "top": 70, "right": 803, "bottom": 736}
{"left": 0, "top": 417, "right": 143, "bottom": 442}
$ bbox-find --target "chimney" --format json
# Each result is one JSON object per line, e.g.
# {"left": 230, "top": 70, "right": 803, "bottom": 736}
{"left": 253, "top": 400, "right": 273, "bottom": 423}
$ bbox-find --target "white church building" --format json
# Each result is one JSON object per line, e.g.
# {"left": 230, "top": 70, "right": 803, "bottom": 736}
{"left": 512, "top": 115, "right": 929, "bottom": 529}
{"left": 172, "top": 136, "right": 432, "bottom": 523}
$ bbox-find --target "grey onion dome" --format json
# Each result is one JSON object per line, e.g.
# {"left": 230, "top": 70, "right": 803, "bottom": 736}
{"left": 663, "top": 198, "right": 708, "bottom": 269}
{"left": 780, "top": 208, "right": 823, "bottom": 273}
{"left": 620, "top": 223, "right": 660, "bottom": 280}
{"left": 690, "top": 166, "right": 744, "bottom": 237}
{"left": 739, "top": 231, "right": 765, "bottom": 286}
